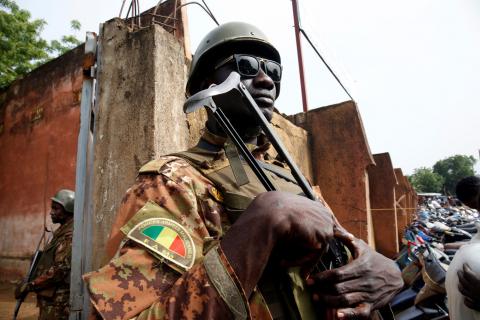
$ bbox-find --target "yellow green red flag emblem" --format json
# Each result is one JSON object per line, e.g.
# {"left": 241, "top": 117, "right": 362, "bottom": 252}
{"left": 142, "top": 224, "right": 186, "bottom": 256}
{"left": 127, "top": 218, "right": 195, "bottom": 270}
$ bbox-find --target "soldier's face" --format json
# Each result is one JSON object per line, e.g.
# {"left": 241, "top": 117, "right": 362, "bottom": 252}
{"left": 50, "top": 201, "right": 68, "bottom": 224}
{"left": 211, "top": 55, "right": 278, "bottom": 124}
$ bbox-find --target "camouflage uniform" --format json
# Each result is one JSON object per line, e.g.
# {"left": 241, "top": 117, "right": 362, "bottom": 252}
{"left": 84, "top": 131, "right": 329, "bottom": 320}
{"left": 32, "top": 218, "right": 73, "bottom": 320}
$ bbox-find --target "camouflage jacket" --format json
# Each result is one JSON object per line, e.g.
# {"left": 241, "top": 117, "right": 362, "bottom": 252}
{"left": 84, "top": 132, "right": 326, "bottom": 320}
{"left": 32, "top": 218, "right": 73, "bottom": 319}
{"left": 33, "top": 218, "right": 73, "bottom": 294}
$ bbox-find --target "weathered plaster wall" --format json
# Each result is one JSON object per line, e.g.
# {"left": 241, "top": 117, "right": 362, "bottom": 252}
{"left": 0, "top": 46, "right": 83, "bottom": 278}
{"left": 91, "top": 20, "right": 191, "bottom": 268}
{"left": 394, "top": 168, "right": 408, "bottom": 244}
{"left": 289, "top": 101, "right": 375, "bottom": 244}
{"left": 406, "top": 180, "right": 418, "bottom": 224}
{"left": 368, "top": 153, "right": 398, "bottom": 258}
{"left": 270, "top": 113, "right": 313, "bottom": 182}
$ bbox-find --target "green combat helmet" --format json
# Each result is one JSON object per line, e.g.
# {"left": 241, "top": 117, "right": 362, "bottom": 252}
{"left": 51, "top": 189, "right": 75, "bottom": 213}
{"left": 186, "top": 21, "right": 281, "bottom": 97}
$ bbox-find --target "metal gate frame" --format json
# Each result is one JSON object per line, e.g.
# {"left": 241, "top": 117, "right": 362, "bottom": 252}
{"left": 69, "top": 30, "right": 102, "bottom": 320}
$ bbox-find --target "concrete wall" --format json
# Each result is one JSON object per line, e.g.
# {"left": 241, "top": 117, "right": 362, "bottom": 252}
{"left": 406, "top": 180, "right": 418, "bottom": 224}
{"left": 91, "top": 20, "right": 191, "bottom": 268}
{"left": 394, "top": 168, "right": 409, "bottom": 244}
{"left": 0, "top": 46, "right": 84, "bottom": 278}
{"left": 125, "top": 0, "right": 192, "bottom": 59}
{"left": 269, "top": 113, "right": 313, "bottom": 182}
{"left": 368, "top": 153, "right": 398, "bottom": 258}
{"left": 289, "top": 101, "right": 375, "bottom": 244}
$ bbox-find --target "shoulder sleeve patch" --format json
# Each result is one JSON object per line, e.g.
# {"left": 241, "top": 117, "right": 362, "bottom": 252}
{"left": 127, "top": 217, "right": 196, "bottom": 272}
{"left": 120, "top": 201, "right": 204, "bottom": 273}
{"left": 139, "top": 156, "right": 180, "bottom": 174}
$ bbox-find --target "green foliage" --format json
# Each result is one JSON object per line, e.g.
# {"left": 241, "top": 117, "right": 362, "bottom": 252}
{"left": 408, "top": 167, "right": 445, "bottom": 193}
{"left": 433, "top": 154, "right": 476, "bottom": 195}
{"left": 0, "top": 0, "right": 49, "bottom": 88}
{"left": 0, "top": 0, "right": 82, "bottom": 89}
{"left": 70, "top": 19, "right": 81, "bottom": 31}
{"left": 47, "top": 19, "right": 82, "bottom": 56}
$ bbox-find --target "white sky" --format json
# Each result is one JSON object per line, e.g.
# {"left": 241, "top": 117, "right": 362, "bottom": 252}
{"left": 16, "top": 0, "right": 480, "bottom": 174}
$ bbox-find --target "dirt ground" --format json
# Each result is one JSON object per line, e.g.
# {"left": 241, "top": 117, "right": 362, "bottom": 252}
{"left": 0, "top": 282, "right": 38, "bottom": 320}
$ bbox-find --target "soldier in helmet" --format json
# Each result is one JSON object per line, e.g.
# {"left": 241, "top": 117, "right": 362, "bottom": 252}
{"left": 84, "top": 22, "right": 403, "bottom": 319}
{"left": 15, "top": 189, "right": 75, "bottom": 320}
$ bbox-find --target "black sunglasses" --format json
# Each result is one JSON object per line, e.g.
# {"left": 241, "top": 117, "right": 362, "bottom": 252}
{"left": 214, "top": 54, "right": 282, "bottom": 82}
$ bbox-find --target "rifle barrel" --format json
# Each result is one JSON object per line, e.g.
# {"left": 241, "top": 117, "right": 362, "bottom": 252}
{"left": 13, "top": 299, "right": 22, "bottom": 320}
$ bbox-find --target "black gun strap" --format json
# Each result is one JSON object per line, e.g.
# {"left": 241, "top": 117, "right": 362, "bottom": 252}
{"left": 224, "top": 139, "right": 250, "bottom": 187}
{"left": 258, "top": 161, "right": 299, "bottom": 185}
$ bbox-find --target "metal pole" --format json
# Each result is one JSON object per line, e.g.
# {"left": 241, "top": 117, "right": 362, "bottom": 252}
{"left": 291, "top": 0, "right": 309, "bottom": 112}
{"left": 69, "top": 32, "right": 97, "bottom": 320}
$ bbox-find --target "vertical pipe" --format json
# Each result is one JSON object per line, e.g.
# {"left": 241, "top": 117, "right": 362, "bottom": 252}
{"left": 291, "top": 0, "right": 308, "bottom": 112}
{"left": 69, "top": 32, "right": 97, "bottom": 320}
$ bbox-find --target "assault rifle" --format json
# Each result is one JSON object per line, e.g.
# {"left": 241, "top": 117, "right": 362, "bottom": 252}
{"left": 13, "top": 234, "right": 44, "bottom": 320}
{"left": 184, "top": 71, "right": 347, "bottom": 269}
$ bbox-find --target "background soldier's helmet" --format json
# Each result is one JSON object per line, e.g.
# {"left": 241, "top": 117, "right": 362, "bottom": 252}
{"left": 51, "top": 189, "right": 75, "bottom": 213}
{"left": 186, "top": 21, "right": 281, "bottom": 97}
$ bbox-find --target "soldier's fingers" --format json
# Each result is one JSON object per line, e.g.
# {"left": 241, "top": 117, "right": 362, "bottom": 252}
{"left": 314, "top": 259, "right": 364, "bottom": 283}
{"left": 311, "top": 278, "right": 373, "bottom": 295}
{"left": 336, "top": 303, "right": 372, "bottom": 319}
{"left": 329, "top": 279, "right": 374, "bottom": 295}
{"left": 317, "top": 292, "right": 367, "bottom": 308}
{"left": 333, "top": 228, "right": 358, "bottom": 257}
{"left": 333, "top": 228, "right": 354, "bottom": 242}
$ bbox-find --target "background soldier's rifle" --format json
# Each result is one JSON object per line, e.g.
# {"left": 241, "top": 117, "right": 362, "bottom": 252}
{"left": 13, "top": 233, "right": 45, "bottom": 320}
{"left": 184, "top": 71, "right": 347, "bottom": 268}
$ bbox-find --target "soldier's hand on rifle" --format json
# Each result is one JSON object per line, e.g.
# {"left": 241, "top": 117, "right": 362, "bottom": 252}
{"left": 14, "top": 281, "right": 33, "bottom": 300}
{"left": 306, "top": 233, "right": 403, "bottom": 319}
{"left": 221, "top": 191, "right": 336, "bottom": 297}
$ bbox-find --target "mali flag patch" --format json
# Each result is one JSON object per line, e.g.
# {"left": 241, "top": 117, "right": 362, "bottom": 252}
{"left": 127, "top": 218, "right": 195, "bottom": 271}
